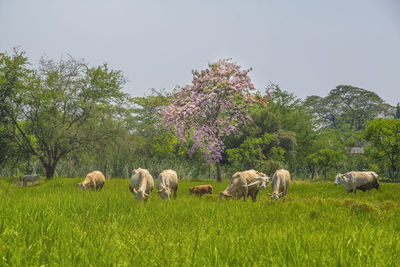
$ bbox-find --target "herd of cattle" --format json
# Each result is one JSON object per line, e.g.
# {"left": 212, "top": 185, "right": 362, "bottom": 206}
{"left": 67, "top": 168, "right": 382, "bottom": 201}
{"left": 21, "top": 168, "right": 381, "bottom": 200}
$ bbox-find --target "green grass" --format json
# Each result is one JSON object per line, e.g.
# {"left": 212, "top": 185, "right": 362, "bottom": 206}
{"left": 1, "top": 178, "right": 399, "bottom": 266}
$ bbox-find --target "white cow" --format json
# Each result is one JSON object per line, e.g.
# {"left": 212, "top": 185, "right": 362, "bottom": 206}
{"left": 156, "top": 169, "right": 178, "bottom": 200}
{"left": 129, "top": 168, "right": 154, "bottom": 201}
{"left": 334, "top": 171, "right": 381, "bottom": 194}
{"left": 219, "top": 169, "right": 269, "bottom": 202}
{"left": 77, "top": 171, "right": 105, "bottom": 191}
{"left": 268, "top": 169, "right": 290, "bottom": 200}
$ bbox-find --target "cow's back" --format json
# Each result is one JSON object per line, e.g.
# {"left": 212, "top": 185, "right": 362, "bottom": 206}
{"left": 347, "top": 172, "right": 374, "bottom": 184}
{"left": 346, "top": 171, "right": 380, "bottom": 191}
{"left": 83, "top": 172, "right": 96, "bottom": 189}
{"left": 136, "top": 169, "right": 154, "bottom": 193}
{"left": 271, "top": 169, "right": 290, "bottom": 193}
{"left": 157, "top": 169, "right": 178, "bottom": 190}
{"left": 229, "top": 170, "right": 258, "bottom": 198}
{"left": 92, "top": 171, "right": 105, "bottom": 185}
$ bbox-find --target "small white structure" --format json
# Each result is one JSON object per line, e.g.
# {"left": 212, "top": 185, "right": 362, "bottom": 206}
{"left": 350, "top": 146, "right": 364, "bottom": 155}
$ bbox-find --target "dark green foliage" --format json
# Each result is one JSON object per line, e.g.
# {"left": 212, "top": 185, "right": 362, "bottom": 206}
{"left": 363, "top": 118, "right": 400, "bottom": 179}
{"left": 0, "top": 49, "right": 31, "bottom": 168}
{"left": 395, "top": 103, "right": 400, "bottom": 119}
{"left": 305, "top": 85, "right": 394, "bottom": 130}
{"left": 307, "top": 149, "right": 342, "bottom": 181}
{"left": 0, "top": 50, "right": 130, "bottom": 178}
{"left": 1, "top": 50, "right": 398, "bottom": 181}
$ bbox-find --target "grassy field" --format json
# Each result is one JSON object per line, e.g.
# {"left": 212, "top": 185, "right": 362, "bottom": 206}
{"left": 1, "top": 178, "right": 399, "bottom": 266}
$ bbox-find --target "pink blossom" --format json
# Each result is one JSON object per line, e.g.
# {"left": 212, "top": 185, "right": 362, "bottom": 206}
{"left": 163, "top": 59, "right": 258, "bottom": 164}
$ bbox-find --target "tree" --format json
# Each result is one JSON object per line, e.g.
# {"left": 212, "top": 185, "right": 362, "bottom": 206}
{"left": 363, "top": 118, "right": 400, "bottom": 179}
{"left": 395, "top": 103, "right": 400, "bottom": 119}
{"left": 226, "top": 132, "right": 277, "bottom": 170}
{"left": 0, "top": 50, "right": 129, "bottom": 179}
{"left": 164, "top": 59, "right": 256, "bottom": 182}
{"left": 0, "top": 49, "right": 37, "bottom": 172}
{"left": 305, "top": 85, "right": 394, "bottom": 130}
{"left": 307, "top": 149, "right": 341, "bottom": 181}
{"left": 225, "top": 84, "right": 312, "bottom": 177}
{"left": 129, "top": 89, "right": 185, "bottom": 159}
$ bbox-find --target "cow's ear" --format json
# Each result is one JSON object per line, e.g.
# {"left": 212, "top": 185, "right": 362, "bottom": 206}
{"left": 268, "top": 193, "right": 272, "bottom": 196}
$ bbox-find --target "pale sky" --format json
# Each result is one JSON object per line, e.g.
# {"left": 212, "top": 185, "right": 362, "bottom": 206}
{"left": 1, "top": 0, "right": 399, "bottom": 104}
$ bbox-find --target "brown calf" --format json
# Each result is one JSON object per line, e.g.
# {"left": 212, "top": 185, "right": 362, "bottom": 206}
{"left": 189, "top": 185, "right": 213, "bottom": 197}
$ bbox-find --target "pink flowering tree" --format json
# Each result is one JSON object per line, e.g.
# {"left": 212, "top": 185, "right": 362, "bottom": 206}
{"left": 164, "top": 59, "right": 256, "bottom": 182}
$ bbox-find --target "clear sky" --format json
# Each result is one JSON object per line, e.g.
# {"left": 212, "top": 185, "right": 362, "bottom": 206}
{"left": 1, "top": 0, "right": 399, "bottom": 104}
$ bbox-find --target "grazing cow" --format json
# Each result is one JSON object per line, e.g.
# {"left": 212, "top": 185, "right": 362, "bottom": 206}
{"left": 268, "top": 169, "right": 290, "bottom": 200}
{"left": 129, "top": 168, "right": 154, "bottom": 201}
{"left": 334, "top": 171, "right": 381, "bottom": 194}
{"left": 77, "top": 171, "right": 105, "bottom": 191}
{"left": 219, "top": 169, "right": 269, "bottom": 202}
{"left": 189, "top": 184, "right": 213, "bottom": 197}
{"left": 157, "top": 169, "right": 178, "bottom": 200}
{"left": 23, "top": 175, "right": 40, "bottom": 186}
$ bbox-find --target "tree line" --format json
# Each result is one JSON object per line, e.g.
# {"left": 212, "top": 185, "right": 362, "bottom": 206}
{"left": 1, "top": 50, "right": 399, "bottom": 181}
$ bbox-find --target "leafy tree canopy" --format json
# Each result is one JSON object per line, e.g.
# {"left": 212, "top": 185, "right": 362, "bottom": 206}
{"left": 305, "top": 85, "right": 393, "bottom": 130}
{"left": 0, "top": 49, "right": 130, "bottom": 178}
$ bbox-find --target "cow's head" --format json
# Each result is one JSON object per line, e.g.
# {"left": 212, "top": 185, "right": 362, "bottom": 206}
{"left": 268, "top": 192, "right": 283, "bottom": 200}
{"left": 77, "top": 182, "right": 88, "bottom": 191}
{"left": 219, "top": 191, "right": 233, "bottom": 200}
{"left": 255, "top": 176, "right": 269, "bottom": 189}
{"left": 334, "top": 173, "right": 345, "bottom": 186}
{"left": 189, "top": 187, "right": 194, "bottom": 195}
{"left": 132, "top": 188, "right": 151, "bottom": 201}
{"left": 157, "top": 187, "right": 171, "bottom": 200}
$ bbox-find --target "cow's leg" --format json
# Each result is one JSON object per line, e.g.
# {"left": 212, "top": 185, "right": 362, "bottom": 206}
{"left": 173, "top": 186, "right": 177, "bottom": 199}
{"left": 251, "top": 193, "right": 256, "bottom": 202}
{"left": 253, "top": 189, "right": 260, "bottom": 202}
{"left": 353, "top": 187, "right": 357, "bottom": 194}
{"left": 243, "top": 186, "right": 249, "bottom": 202}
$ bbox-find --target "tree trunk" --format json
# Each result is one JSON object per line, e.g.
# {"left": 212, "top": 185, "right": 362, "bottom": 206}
{"left": 43, "top": 161, "right": 58, "bottom": 179}
{"left": 391, "top": 164, "right": 396, "bottom": 182}
{"left": 216, "top": 161, "right": 222, "bottom": 182}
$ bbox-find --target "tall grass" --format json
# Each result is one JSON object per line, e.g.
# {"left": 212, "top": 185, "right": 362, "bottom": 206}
{"left": 1, "top": 179, "right": 399, "bottom": 266}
